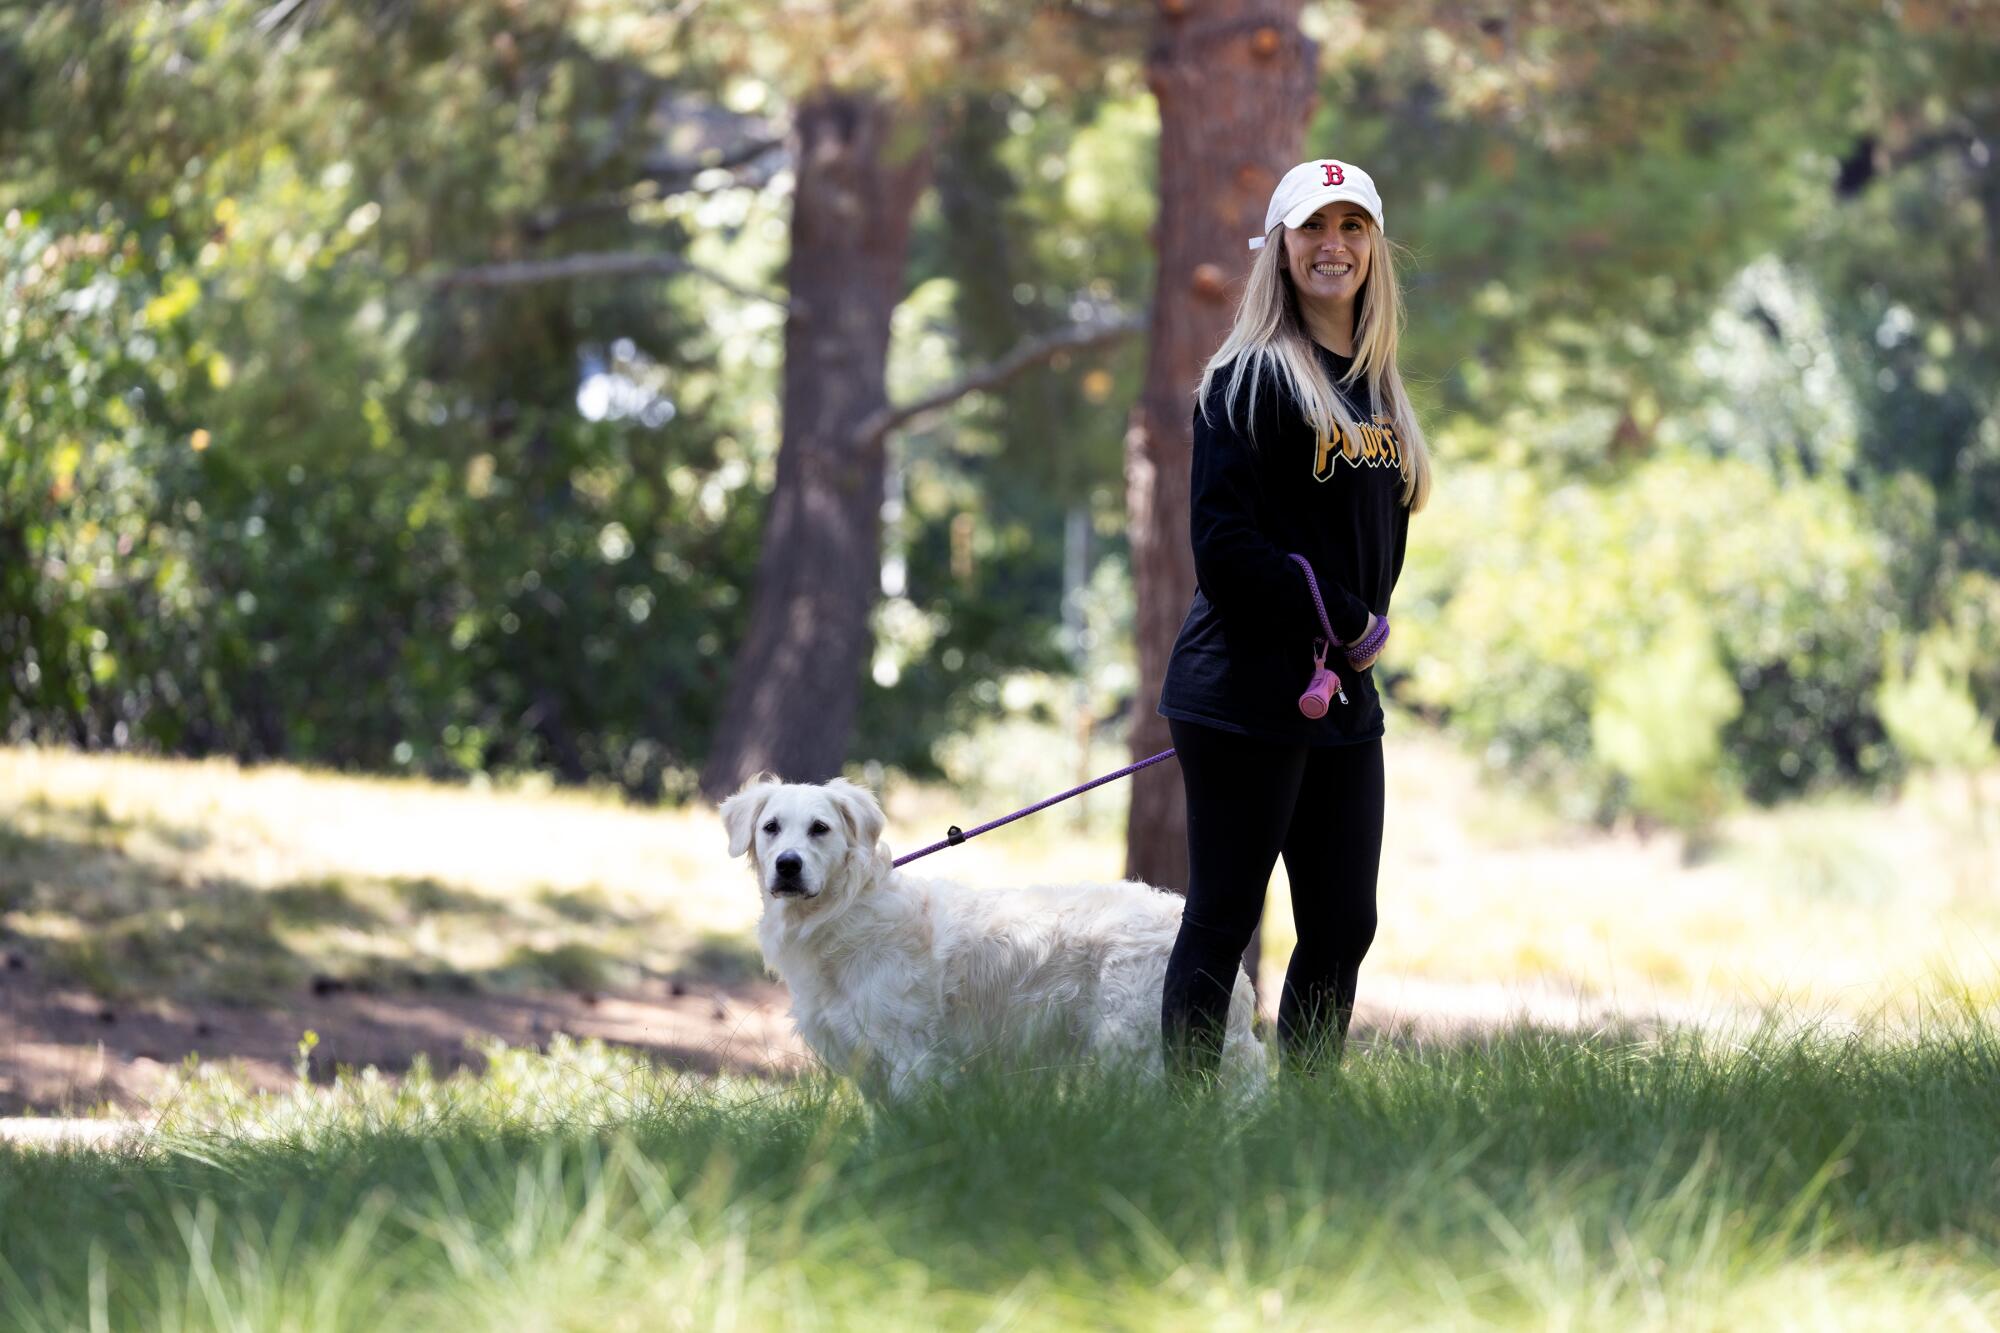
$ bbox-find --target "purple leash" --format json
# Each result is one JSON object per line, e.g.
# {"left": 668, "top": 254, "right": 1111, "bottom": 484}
{"left": 892, "top": 553, "right": 1366, "bottom": 869}
{"left": 1286, "top": 552, "right": 1337, "bottom": 644}
{"left": 892, "top": 748, "right": 1179, "bottom": 868}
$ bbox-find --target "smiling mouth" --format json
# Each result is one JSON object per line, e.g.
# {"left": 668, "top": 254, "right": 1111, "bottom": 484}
{"left": 1312, "top": 262, "right": 1353, "bottom": 277}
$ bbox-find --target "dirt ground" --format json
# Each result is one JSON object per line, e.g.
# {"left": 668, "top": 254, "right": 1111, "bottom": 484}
{"left": 1, "top": 954, "right": 1725, "bottom": 1141}
{"left": 0, "top": 966, "right": 808, "bottom": 1122}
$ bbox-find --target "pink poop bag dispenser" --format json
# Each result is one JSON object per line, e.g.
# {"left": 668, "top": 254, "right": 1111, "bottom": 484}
{"left": 1298, "top": 640, "right": 1346, "bottom": 718}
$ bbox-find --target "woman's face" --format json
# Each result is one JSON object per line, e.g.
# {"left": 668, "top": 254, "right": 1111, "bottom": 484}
{"left": 1282, "top": 204, "right": 1372, "bottom": 313}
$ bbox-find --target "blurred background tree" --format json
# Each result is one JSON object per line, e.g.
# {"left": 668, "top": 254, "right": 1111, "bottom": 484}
{"left": 693, "top": 0, "right": 1144, "bottom": 800}
{"left": 1122, "top": 0, "right": 1316, "bottom": 891}
{"left": 3, "top": 0, "right": 763, "bottom": 796}
{"left": 2, "top": 0, "right": 1995, "bottom": 846}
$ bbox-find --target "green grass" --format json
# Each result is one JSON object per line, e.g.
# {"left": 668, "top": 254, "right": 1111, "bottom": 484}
{"left": 3, "top": 1018, "right": 1998, "bottom": 1330}
{"left": 3, "top": 743, "right": 1995, "bottom": 1323}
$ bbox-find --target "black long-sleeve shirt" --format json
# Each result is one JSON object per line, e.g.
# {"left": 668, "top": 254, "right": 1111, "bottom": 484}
{"left": 1157, "top": 346, "right": 1412, "bottom": 746}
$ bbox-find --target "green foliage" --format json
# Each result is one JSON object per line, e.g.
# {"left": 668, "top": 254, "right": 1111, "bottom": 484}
{"left": 1790, "top": 20, "right": 2000, "bottom": 614}
{"left": 0, "top": 211, "right": 210, "bottom": 751}
{"left": 1590, "top": 615, "right": 1742, "bottom": 830}
{"left": 1400, "top": 454, "right": 1895, "bottom": 819}
{"left": 1337, "top": 6, "right": 1998, "bottom": 820}
{"left": 2, "top": 1, "right": 1995, "bottom": 823}
{"left": 1330, "top": 5, "right": 1830, "bottom": 434}
{"left": 0, "top": 1, "right": 760, "bottom": 795}
{"left": 1878, "top": 626, "right": 1998, "bottom": 773}
{"left": 858, "top": 87, "right": 1153, "bottom": 774}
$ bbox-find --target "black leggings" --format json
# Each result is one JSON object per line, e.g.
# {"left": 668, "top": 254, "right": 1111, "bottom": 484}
{"left": 1161, "top": 716, "right": 1385, "bottom": 1072}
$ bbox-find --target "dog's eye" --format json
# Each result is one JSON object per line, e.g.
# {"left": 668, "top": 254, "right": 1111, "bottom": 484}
{"left": 808, "top": 820, "right": 830, "bottom": 837}
{"left": 761, "top": 819, "right": 780, "bottom": 836}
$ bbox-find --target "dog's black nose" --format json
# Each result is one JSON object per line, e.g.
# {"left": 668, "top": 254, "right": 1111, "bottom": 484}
{"left": 774, "top": 852, "right": 803, "bottom": 878}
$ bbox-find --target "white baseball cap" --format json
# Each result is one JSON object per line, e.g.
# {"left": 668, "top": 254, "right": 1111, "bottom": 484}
{"left": 1249, "top": 159, "right": 1384, "bottom": 250}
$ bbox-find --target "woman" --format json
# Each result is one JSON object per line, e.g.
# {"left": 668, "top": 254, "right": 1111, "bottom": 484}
{"left": 1157, "top": 158, "right": 1432, "bottom": 1074}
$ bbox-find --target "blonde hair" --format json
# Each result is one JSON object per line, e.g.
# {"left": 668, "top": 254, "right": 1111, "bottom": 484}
{"left": 1197, "top": 220, "right": 1432, "bottom": 512}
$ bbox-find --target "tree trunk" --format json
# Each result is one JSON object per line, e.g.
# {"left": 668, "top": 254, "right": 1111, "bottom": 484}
{"left": 700, "top": 90, "right": 933, "bottom": 801}
{"left": 1124, "top": 4, "right": 1316, "bottom": 894}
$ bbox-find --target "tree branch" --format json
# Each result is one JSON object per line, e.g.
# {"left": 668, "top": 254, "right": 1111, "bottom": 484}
{"left": 1836, "top": 127, "right": 1981, "bottom": 198}
{"left": 854, "top": 313, "right": 1144, "bottom": 448}
{"left": 432, "top": 250, "right": 787, "bottom": 309}
{"left": 254, "top": 0, "right": 313, "bottom": 35}
{"left": 1041, "top": 0, "right": 1152, "bottom": 25}
{"left": 524, "top": 135, "right": 787, "bottom": 238}
{"left": 633, "top": 134, "right": 787, "bottom": 192}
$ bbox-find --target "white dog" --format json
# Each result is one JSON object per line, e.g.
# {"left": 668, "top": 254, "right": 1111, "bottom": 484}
{"left": 720, "top": 775, "right": 1267, "bottom": 1096}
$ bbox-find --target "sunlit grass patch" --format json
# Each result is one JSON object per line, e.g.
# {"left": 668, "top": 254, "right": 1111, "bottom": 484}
{"left": 1254, "top": 734, "right": 2000, "bottom": 1017}
{"left": 0, "top": 743, "right": 755, "bottom": 929}
{"left": 879, "top": 707, "right": 2000, "bottom": 1020}
{"left": 0, "top": 748, "right": 756, "bottom": 1002}
{"left": 3, "top": 736, "right": 1994, "bottom": 1020}
{"left": 2, "top": 1019, "right": 1997, "bottom": 1329}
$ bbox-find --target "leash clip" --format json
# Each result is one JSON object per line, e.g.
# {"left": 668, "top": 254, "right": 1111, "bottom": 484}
{"left": 1317, "top": 639, "right": 1348, "bottom": 705}
{"left": 945, "top": 825, "right": 966, "bottom": 846}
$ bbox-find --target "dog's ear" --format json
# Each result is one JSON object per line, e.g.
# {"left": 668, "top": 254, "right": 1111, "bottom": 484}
{"left": 719, "top": 775, "right": 780, "bottom": 859}
{"left": 823, "top": 777, "right": 886, "bottom": 852}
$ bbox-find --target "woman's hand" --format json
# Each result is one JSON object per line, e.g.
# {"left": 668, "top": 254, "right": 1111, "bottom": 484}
{"left": 1345, "top": 613, "right": 1382, "bottom": 671}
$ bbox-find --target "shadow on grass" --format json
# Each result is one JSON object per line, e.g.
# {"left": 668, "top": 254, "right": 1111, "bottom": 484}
{"left": 0, "top": 825, "right": 332, "bottom": 1005}
{"left": 1, "top": 816, "right": 762, "bottom": 1002}
{"left": 5, "top": 794, "right": 214, "bottom": 854}
{"left": 388, "top": 876, "right": 511, "bottom": 918}
{"left": 537, "top": 885, "right": 637, "bottom": 925}
{"left": 0, "top": 827, "right": 538, "bottom": 1006}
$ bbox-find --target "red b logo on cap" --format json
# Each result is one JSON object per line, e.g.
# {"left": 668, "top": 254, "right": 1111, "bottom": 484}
{"left": 1322, "top": 163, "right": 1345, "bottom": 186}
